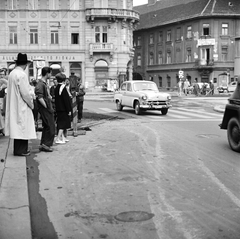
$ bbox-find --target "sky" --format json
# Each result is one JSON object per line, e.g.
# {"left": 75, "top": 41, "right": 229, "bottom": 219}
{"left": 133, "top": 0, "right": 148, "bottom": 6}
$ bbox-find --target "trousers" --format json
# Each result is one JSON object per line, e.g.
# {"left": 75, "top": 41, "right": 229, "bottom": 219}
{"left": 39, "top": 108, "right": 55, "bottom": 147}
{"left": 14, "top": 139, "right": 28, "bottom": 155}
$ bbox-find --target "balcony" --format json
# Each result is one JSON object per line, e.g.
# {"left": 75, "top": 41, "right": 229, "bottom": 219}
{"left": 195, "top": 59, "right": 214, "bottom": 67}
{"left": 85, "top": 8, "right": 140, "bottom": 24}
{"left": 89, "top": 43, "right": 114, "bottom": 59}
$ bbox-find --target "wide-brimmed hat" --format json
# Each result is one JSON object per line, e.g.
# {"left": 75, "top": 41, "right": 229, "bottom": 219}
{"left": 15, "top": 53, "right": 32, "bottom": 64}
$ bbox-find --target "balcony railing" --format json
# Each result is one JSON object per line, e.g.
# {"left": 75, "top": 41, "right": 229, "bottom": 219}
{"left": 195, "top": 59, "right": 214, "bottom": 67}
{"left": 90, "top": 43, "right": 113, "bottom": 52}
{"left": 86, "top": 8, "right": 140, "bottom": 21}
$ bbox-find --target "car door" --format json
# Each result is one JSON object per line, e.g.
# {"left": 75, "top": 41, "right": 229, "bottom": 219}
{"left": 119, "top": 82, "right": 127, "bottom": 106}
{"left": 122, "top": 82, "right": 132, "bottom": 106}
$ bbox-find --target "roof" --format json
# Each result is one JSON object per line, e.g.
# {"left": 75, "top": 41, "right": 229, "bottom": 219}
{"left": 134, "top": 0, "right": 240, "bottom": 30}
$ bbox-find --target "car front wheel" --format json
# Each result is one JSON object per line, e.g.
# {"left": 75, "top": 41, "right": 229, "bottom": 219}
{"left": 161, "top": 108, "right": 168, "bottom": 115}
{"left": 134, "top": 101, "right": 141, "bottom": 115}
{"left": 116, "top": 100, "right": 123, "bottom": 111}
{"left": 227, "top": 117, "right": 240, "bottom": 152}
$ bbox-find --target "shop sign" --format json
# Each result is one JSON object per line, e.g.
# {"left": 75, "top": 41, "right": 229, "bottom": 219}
{"left": 0, "top": 55, "right": 77, "bottom": 62}
{"left": 197, "top": 39, "right": 215, "bottom": 46}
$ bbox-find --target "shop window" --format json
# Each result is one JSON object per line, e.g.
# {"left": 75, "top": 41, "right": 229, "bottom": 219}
{"left": 70, "top": 62, "right": 81, "bottom": 78}
{"left": 29, "top": 62, "right": 34, "bottom": 78}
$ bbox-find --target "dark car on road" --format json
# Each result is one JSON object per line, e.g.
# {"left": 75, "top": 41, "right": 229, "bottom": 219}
{"left": 220, "top": 77, "right": 240, "bottom": 152}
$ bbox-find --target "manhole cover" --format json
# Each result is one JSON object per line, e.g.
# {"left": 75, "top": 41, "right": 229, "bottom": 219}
{"left": 114, "top": 211, "right": 154, "bottom": 222}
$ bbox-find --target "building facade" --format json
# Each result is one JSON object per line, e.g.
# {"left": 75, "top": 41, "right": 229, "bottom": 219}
{"left": 133, "top": 0, "right": 240, "bottom": 90}
{"left": 0, "top": 0, "right": 139, "bottom": 90}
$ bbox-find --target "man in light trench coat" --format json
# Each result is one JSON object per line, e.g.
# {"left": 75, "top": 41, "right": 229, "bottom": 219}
{"left": 5, "top": 53, "right": 36, "bottom": 156}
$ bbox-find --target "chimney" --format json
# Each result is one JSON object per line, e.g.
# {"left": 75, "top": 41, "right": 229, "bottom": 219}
{"left": 148, "top": 0, "right": 157, "bottom": 5}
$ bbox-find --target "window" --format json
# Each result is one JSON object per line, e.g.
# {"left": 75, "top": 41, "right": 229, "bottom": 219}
{"left": 167, "top": 30, "right": 171, "bottom": 41}
{"left": 95, "top": 26, "right": 108, "bottom": 43}
{"left": 126, "top": 83, "right": 132, "bottom": 91}
{"left": 121, "top": 83, "right": 126, "bottom": 91}
{"left": 70, "top": 0, "right": 79, "bottom": 10}
{"left": 30, "top": 28, "right": 38, "bottom": 44}
{"left": 29, "top": 62, "right": 34, "bottom": 78}
{"left": 137, "top": 55, "right": 141, "bottom": 66}
{"left": 149, "top": 33, "right": 154, "bottom": 44}
{"left": 186, "top": 49, "right": 192, "bottom": 62}
{"left": 94, "top": 0, "right": 108, "bottom": 8}
{"left": 167, "top": 52, "right": 171, "bottom": 64}
{"left": 28, "top": 0, "right": 37, "bottom": 10}
{"left": 51, "top": 30, "right": 59, "bottom": 44}
{"left": 203, "top": 23, "right": 210, "bottom": 36}
{"left": 187, "top": 26, "right": 192, "bottom": 38}
{"left": 176, "top": 27, "right": 181, "bottom": 40}
{"left": 8, "top": 0, "right": 17, "bottom": 9}
{"left": 222, "top": 47, "right": 228, "bottom": 61}
{"left": 71, "top": 33, "right": 79, "bottom": 44}
{"left": 222, "top": 23, "right": 228, "bottom": 35}
{"left": 158, "top": 31, "right": 163, "bottom": 43}
{"left": 158, "top": 52, "right": 163, "bottom": 64}
{"left": 137, "top": 36, "right": 141, "bottom": 46}
{"left": 158, "top": 76, "right": 162, "bottom": 88}
{"left": 149, "top": 52, "right": 154, "bottom": 65}
{"left": 9, "top": 26, "right": 17, "bottom": 44}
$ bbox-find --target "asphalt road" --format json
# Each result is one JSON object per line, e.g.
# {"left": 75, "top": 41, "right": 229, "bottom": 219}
{"left": 26, "top": 99, "right": 240, "bottom": 239}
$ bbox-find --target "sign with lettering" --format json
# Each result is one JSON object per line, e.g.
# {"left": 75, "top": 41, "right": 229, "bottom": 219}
{"left": 197, "top": 39, "right": 215, "bottom": 46}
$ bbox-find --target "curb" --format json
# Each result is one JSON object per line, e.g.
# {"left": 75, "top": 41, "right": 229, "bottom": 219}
{"left": 0, "top": 139, "right": 32, "bottom": 239}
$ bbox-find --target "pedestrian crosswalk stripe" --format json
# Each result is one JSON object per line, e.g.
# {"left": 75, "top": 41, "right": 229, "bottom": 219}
{"left": 176, "top": 108, "right": 221, "bottom": 117}
{"left": 99, "top": 108, "right": 116, "bottom": 113}
{"left": 169, "top": 109, "right": 212, "bottom": 118}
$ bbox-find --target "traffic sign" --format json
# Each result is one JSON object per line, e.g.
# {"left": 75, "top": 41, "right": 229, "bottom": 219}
{"left": 179, "top": 70, "right": 184, "bottom": 79}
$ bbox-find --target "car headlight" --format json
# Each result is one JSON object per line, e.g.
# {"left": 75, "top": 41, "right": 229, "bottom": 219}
{"left": 142, "top": 95, "right": 147, "bottom": 100}
{"left": 167, "top": 95, "right": 171, "bottom": 100}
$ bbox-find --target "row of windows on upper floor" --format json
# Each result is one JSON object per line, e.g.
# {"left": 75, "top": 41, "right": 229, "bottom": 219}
{"left": 134, "top": 23, "right": 229, "bottom": 46}
{"left": 3, "top": 25, "right": 117, "bottom": 45}
{"left": 4, "top": 0, "right": 128, "bottom": 10}
{"left": 136, "top": 47, "right": 229, "bottom": 66}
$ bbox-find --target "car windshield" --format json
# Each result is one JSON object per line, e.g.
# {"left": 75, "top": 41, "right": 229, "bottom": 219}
{"left": 133, "top": 82, "right": 158, "bottom": 91}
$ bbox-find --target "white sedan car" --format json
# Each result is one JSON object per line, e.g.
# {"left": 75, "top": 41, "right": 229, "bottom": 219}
{"left": 114, "top": 81, "right": 171, "bottom": 115}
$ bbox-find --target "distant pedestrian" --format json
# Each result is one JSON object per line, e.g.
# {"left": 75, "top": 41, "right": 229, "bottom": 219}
{"left": 183, "top": 79, "right": 190, "bottom": 96}
{"left": 35, "top": 67, "right": 55, "bottom": 152}
{"left": 76, "top": 82, "right": 86, "bottom": 123}
{"left": 209, "top": 81, "right": 214, "bottom": 95}
{"left": 55, "top": 73, "right": 72, "bottom": 144}
{"left": 178, "top": 80, "right": 183, "bottom": 96}
{"left": 5, "top": 53, "right": 36, "bottom": 156}
{"left": 193, "top": 80, "right": 200, "bottom": 96}
{"left": 69, "top": 71, "right": 79, "bottom": 94}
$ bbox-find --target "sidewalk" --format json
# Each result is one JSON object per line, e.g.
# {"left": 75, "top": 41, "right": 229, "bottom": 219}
{"left": 0, "top": 91, "right": 227, "bottom": 238}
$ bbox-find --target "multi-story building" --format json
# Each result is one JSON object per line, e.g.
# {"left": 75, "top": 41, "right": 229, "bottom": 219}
{"left": 133, "top": 0, "right": 240, "bottom": 90}
{"left": 0, "top": 0, "right": 139, "bottom": 90}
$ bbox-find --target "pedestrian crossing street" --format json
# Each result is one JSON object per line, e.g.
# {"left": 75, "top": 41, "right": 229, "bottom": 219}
{"left": 98, "top": 107, "right": 223, "bottom": 122}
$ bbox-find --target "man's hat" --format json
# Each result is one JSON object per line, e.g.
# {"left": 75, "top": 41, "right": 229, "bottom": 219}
{"left": 15, "top": 53, "right": 32, "bottom": 64}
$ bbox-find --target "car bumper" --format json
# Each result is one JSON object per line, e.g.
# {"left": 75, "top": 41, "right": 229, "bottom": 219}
{"left": 140, "top": 104, "right": 172, "bottom": 109}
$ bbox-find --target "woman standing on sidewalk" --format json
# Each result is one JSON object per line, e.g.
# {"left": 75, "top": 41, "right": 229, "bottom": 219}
{"left": 54, "top": 73, "right": 72, "bottom": 144}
